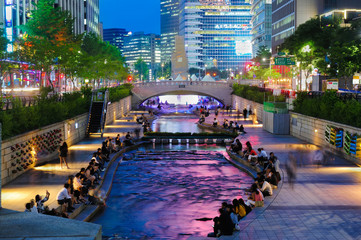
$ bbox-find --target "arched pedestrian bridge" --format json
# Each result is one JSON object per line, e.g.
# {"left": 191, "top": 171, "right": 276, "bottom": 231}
{"left": 131, "top": 81, "right": 233, "bottom": 108}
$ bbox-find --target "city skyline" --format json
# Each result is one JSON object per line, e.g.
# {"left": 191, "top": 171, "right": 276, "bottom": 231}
{"left": 100, "top": 0, "right": 161, "bottom": 34}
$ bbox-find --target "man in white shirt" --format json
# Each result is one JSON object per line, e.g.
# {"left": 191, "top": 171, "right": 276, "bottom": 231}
{"left": 56, "top": 183, "right": 73, "bottom": 214}
{"left": 213, "top": 118, "right": 218, "bottom": 127}
{"left": 257, "top": 148, "right": 268, "bottom": 169}
{"left": 259, "top": 179, "right": 273, "bottom": 196}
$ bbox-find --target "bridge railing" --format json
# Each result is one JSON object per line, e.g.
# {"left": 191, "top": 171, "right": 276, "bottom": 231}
{"left": 132, "top": 81, "right": 230, "bottom": 88}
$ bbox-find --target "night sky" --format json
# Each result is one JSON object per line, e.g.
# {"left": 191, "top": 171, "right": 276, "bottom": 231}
{"left": 100, "top": 0, "right": 161, "bottom": 34}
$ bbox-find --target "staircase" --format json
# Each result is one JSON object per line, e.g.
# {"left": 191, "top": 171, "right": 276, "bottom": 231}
{"left": 87, "top": 102, "right": 104, "bottom": 134}
{"left": 86, "top": 90, "right": 109, "bottom": 136}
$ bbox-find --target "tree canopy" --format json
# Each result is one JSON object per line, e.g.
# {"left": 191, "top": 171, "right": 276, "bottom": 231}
{"left": 281, "top": 16, "right": 361, "bottom": 78}
{"left": 13, "top": 0, "right": 128, "bottom": 92}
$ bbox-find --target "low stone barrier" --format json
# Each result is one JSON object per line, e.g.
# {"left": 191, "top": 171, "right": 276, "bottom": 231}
{"left": 290, "top": 112, "right": 361, "bottom": 165}
{"left": 105, "top": 96, "right": 131, "bottom": 125}
{"left": 232, "top": 95, "right": 264, "bottom": 123}
{"left": 1, "top": 113, "right": 88, "bottom": 186}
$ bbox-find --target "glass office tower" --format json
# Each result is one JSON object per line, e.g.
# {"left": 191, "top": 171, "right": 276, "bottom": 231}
{"left": 161, "top": 0, "right": 180, "bottom": 63}
{"left": 103, "top": 28, "right": 128, "bottom": 50}
{"left": 122, "top": 32, "right": 161, "bottom": 81}
{"left": 179, "top": 0, "right": 253, "bottom": 71}
{"left": 250, "top": 0, "right": 272, "bottom": 56}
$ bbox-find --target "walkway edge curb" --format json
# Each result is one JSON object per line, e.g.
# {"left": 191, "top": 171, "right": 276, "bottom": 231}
{"left": 73, "top": 141, "right": 149, "bottom": 222}
{"left": 222, "top": 150, "right": 285, "bottom": 239}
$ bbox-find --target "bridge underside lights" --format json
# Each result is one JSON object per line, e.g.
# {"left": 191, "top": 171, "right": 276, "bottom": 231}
{"left": 141, "top": 95, "right": 223, "bottom": 106}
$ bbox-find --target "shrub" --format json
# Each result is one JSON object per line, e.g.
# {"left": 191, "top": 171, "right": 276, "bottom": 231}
{"left": 232, "top": 84, "right": 285, "bottom": 104}
{"left": 0, "top": 85, "right": 132, "bottom": 140}
{"left": 293, "top": 91, "right": 361, "bottom": 128}
{"left": 99, "top": 84, "right": 133, "bottom": 102}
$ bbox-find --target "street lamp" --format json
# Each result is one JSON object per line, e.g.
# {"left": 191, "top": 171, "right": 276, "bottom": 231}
{"left": 205, "top": 64, "right": 208, "bottom": 76}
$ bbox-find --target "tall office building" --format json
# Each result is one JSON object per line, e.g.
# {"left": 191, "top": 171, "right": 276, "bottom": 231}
{"left": 250, "top": 0, "right": 272, "bottom": 56}
{"left": 122, "top": 32, "right": 161, "bottom": 81}
{"left": 180, "top": 0, "right": 252, "bottom": 70}
{"left": 56, "top": 0, "right": 100, "bottom": 35}
{"left": 179, "top": 0, "right": 253, "bottom": 71}
{"left": 323, "top": 0, "right": 361, "bottom": 12}
{"left": 103, "top": 28, "right": 129, "bottom": 50}
{"left": 160, "top": 0, "right": 180, "bottom": 63}
{"left": 1, "top": 0, "right": 100, "bottom": 51}
{"left": 271, "top": 0, "right": 361, "bottom": 54}
{"left": 271, "top": 0, "right": 323, "bottom": 54}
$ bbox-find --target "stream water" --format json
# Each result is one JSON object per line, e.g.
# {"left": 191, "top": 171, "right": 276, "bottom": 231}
{"left": 93, "top": 114, "right": 253, "bottom": 239}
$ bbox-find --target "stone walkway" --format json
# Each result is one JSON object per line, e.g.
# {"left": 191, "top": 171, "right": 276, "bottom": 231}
{"left": 190, "top": 111, "right": 361, "bottom": 240}
{"left": 1, "top": 111, "right": 146, "bottom": 212}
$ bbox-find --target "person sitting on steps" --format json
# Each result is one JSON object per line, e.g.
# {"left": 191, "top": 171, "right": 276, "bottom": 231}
{"left": 223, "top": 119, "right": 229, "bottom": 128}
{"left": 213, "top": 118, "right": 218, "bottom": 127}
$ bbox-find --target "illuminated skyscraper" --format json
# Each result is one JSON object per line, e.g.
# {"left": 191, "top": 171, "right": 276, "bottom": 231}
{"left": 56, "top": 0, "right": 100, "bottom": 35}
{"left": 179, "top": 0, "right": 253, "bottom": 71}
{"left": 271, "top": 0, "right": 361, "bottom": 54}
{"left": 160, "top": 0, "right": 180, "bottom": 63}
{"left": 1, "top": 0, "right": 100, "bottom": 52}
{"left": 103, "top": 28, "right": 129, "bottom": 50}
{"left": 122, "top": 32, "right": 161, "bottom": 81}
{"left": 250, "top": 0, "right": 272, "bottom": 56}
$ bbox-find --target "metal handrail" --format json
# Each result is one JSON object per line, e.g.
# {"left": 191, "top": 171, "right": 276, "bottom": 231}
{"left": 86, "top": 92, "right": 95, "bottom": 135}
{"left": 99, "top": 90, "right": 109, "bottom": 138}
{"left": 132, "top": 81, "right": 231, "bottom": 88}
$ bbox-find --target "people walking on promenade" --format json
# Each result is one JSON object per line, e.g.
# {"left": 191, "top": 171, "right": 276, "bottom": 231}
{"left": 59, "top": 142, "right": 69, "bottom": 169}
{"left": 243, "top": 108, "right": 248, "bottom": 120}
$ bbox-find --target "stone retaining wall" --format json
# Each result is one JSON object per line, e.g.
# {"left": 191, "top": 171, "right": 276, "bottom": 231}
{"left": 1, "top": 113, "right": 88, "bottom": 187}
{"left": 105, "top": 96, "right": 131, "bottom": 125}
{"left": 1, "top": 96, "right": 132, "bottom": 188}
{"left": 290, "top": 112, "right": 361, "bottom": 165}
{"left": 232, "top": 95, "right": 264, "bottom": 123}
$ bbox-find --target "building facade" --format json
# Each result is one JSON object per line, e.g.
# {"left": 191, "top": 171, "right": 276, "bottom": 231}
{"left": 103, "top": 28, "right": 129, "bottom": 50}
{"left": 122, "top": 32, "right": 161, "bottom": 81}
{"left": 271, "top": 0, "right": 323, "bottom": 54}
{"left": 179, "top": 0, "right": 253, "bottom": 71}
{"left": 160, "top": 0, "right": 180, "bottom": 63}
{"left": 250, "top": 0, "right": 272, "bottom": 56}
{"left": 271, "top": 0, "right": 361, "bottom": 54}
{"left": 56, "top": 0, "right": 100, "bottom": 35}
{"left": 1, "top": 0, "right": 100, "bottom": 51}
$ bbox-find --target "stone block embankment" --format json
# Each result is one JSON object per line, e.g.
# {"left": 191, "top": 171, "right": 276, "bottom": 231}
{"left": 290, "top": 112, "right": 361, "bottom": 165}
{"left": 232, "top": 95, "right": 263, "bottom": 123}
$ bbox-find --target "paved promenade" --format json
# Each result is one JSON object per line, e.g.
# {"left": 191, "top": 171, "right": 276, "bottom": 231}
{"left": 1, "top": 112, "right": 144, "bottom": 212}
{"left": 190, "top": 111, "right": 361, "bottom": 240}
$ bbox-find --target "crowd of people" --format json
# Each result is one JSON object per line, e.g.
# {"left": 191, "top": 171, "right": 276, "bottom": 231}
{"left": 24, "top": 134, "right": 136, "bottom": 218}
{"left": 197, "top": 106, "right": 253, "bottom": 135}
{"left": 208, "top": 140, "right": 281, "bottom": 237}
{"left": 135, "top": 113, "right": 152, "bottom": 133}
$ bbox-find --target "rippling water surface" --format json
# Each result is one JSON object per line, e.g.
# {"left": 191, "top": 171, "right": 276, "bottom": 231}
{"left": 93, "top": 148, "right": 253, "bottom": 239}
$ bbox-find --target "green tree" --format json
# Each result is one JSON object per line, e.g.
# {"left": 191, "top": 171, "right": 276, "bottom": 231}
{"left": 0, "top": 28, "right": 11, "bottom": 97}
{"left": 134, "top": 58, "right": 149, "bottom": 81}
{"left": 20, "top": 0, "right": 77, "bottom": 91}
{"left": 254, "top": 45, "right": 272, "bottom": 66}
{"left": 281, "top": 16, "right": 361, "bottom": 79}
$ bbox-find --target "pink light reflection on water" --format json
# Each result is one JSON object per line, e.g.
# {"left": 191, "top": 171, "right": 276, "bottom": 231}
{"left": 94, "top": 150, "right": 254, "bottom": 239}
